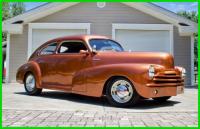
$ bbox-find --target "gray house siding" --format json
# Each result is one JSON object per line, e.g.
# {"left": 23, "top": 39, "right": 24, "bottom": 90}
{"left": 9, "top": 2, "right": 192, "bottom": 85}
{"left": 34, "top": 2, "right": 168, "bottom": 37}
{"left": 173, "top": 27, "right": 191, "bottom": 85}
{"left": 10, "top": 25, "right": 28, "bottom": 82}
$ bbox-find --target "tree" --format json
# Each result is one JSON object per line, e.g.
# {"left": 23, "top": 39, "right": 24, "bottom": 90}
{"left": 2, "top": 3, "right": 25, "bottom": 41}
{"left": 177, "top": 11, "right": 198, "bottom": 23}
{"left": 10, "top": 2, "right": 25, "bottom": 17}
{"left": 2, "top": 2, "right": 11, "bottom": 42}
{"left": 2, "top": 2, "right": 10, "bottom": 21}
{"left": 177, "top": 11, "right": 198, "bottom": 71}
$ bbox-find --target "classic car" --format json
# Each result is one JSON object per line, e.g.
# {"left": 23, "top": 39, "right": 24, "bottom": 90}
{"left": 16, "top": 35, "right": 185, "bottom": 107}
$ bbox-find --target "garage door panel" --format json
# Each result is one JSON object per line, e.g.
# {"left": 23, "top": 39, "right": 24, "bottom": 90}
{"left": 32, "top": 29, "right": 86, "bottom": 52}
{"left": 115, "top": 30, "right": 170, "bottom": 53}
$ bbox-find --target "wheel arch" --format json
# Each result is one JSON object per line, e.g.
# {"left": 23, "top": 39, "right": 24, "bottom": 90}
{"left": 23, "top": 71, "right": 33, "bottom": 83}
{"left": 22, "top": 61, "right": 42, "bottom": 88}
{"left": 102, "top": 75, "right": 141, "bottom": 107}
{"left": 102, "top": 75, "right": 135, "bottom": 96}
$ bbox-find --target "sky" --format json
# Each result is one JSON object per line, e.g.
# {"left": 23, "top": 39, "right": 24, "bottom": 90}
{"left": 24, "top": 2, "right": 198, "bottom": 13}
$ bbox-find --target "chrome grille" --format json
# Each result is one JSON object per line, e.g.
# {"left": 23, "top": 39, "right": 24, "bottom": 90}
{"left": 153, "top": 71, "right": 183, "bottom": 84}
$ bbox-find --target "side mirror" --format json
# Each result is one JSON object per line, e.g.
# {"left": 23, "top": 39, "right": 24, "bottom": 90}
{"left": 92, "top": 50, "right": 97, "bottom": 55}
{"left": 80, "top": 50, "right": 89, "bottom": 55}
{"left": 92, "top": 45, "right": 98, "bottom": 55}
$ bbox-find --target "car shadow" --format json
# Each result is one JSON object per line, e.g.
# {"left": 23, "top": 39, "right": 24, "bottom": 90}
{"left": 15, "top": 91, "right": 180, "bottom": 109}
{"left": 15, "top": 91, "right": 106, "bottom": 107}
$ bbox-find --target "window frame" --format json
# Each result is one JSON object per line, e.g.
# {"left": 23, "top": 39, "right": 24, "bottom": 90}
{"left": 56, "top": 40, "right": 89, "bottom": 55}
{"left": 39, "top": 42, "right": 58, "bottom": 56}
{"left": 89, "top": 39, "right": 124, "bottom": 52}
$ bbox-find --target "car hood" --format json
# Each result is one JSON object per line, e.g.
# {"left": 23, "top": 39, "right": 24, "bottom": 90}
{"left": 94, "top": 51, "right": 174, "bottom": 69}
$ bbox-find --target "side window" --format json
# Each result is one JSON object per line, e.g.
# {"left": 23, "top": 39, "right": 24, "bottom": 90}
{"left": 58, "top": 41, "right": 87, "bottom": 53}
{"left": 40, "top": 43, "right": 57, "bottom": 55}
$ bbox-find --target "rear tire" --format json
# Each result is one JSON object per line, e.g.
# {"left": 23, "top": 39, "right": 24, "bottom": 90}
{"left": 153, "top": 96, "right": 171, "bottom": 102}
{"left": 24, "top": 73, "right": 42, "bottom": 95}
{"left": 106, "top": 77, "right": 140, "bottom": 107}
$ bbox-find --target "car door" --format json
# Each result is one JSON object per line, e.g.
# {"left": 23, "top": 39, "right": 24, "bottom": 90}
{"left": 35, "top": 42, "right": 58, "bottom": 86}
{"left": 54, "top": 40, "right": 89, "bottom": 91}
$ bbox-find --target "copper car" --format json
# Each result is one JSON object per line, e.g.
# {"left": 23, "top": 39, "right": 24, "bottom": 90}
{"left": 16, "top": 35, "right": 185, "bottom": 107}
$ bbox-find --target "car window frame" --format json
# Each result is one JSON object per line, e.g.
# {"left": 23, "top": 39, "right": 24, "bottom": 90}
{"left": 89, "top": 39, "right": 124, "bottom": 52}
{"left": 38, "top": 42, "right": 58, "bottom": 56}
{"left": 56, "top": 40, "right": 89, "bottom": 55}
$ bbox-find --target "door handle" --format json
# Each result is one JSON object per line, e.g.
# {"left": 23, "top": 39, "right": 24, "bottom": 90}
{"left": 92, "top": 58, "right": 101, "bottom": 61}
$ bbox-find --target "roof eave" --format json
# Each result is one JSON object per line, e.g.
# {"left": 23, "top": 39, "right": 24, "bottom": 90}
{"left": 123, "top": 2, "right": 197, "bottom": 35}
{"left": 3, "top": 2, "right": 197, "bottom": 36}
{"left": 179, "top": 25, "right": 198, "bottom": 36}
{"left": 3, "top": 2, "right": 79, "bottom": 25}
{"left": 3, "top": 23, "right": 23, "bottom": 34}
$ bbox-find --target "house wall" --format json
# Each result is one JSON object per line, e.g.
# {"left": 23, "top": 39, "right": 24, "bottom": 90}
{"left": 173, "top": 26, "right": 191, "bottom": 85}
{"left": 9, "top": 25, "right": 28, "bottom": 82}
{"left": 34, "top": 2, "right": 168, "bottom": 37}
{"left": 9, "top": 2, "right": 191, "bottom": 85}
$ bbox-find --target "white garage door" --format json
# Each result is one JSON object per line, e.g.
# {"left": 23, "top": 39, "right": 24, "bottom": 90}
{"left": 32, "top": 29, "right": 87, "bottom": 52}
{"left": 115, "top": 30, "right": 171, "bottom": 53}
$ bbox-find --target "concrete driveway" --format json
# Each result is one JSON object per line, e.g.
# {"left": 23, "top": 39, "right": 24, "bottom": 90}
{"left": 3, "top": 83, "right": 198, "bottom": 112}
{"left": 2, "top": 83, "right": 198, "bottom": 127}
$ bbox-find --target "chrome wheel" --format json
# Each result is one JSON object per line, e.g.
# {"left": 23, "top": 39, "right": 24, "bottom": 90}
{"left": 111, "top": 80, "right": 133, "bottom": 103}
{"left": 25, "top": 74, "right": 35, "bottom": 92}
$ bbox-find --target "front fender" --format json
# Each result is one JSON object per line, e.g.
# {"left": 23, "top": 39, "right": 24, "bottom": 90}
{"left": 84, "top": 63, "right": 151, "bottom": 97}
{"left": 16, "top": 61, "right": 42, "bottom": 88}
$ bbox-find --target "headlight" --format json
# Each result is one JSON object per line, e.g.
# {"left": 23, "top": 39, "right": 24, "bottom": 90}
{"left": 149, "top": 65, "right": 155, "bottom": 78}
{"left": 181, "top": 68, "right": 186, "bottom": 77}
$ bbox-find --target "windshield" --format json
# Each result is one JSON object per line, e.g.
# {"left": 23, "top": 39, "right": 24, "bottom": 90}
{"left": 89, "top": 39, "right": 124, "bottom": 52}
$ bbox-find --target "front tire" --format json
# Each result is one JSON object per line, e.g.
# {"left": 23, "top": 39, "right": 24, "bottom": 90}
{"left": 106, "top": 77, "right": 140, "bottom": 107}
{"left": 24, "top": 73, "right": 42, "bottom": 95}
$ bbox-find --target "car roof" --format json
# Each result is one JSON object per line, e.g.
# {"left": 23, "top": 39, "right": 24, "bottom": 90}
{"left": 46, "top": 35, "right": 109, "bottom": 43}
